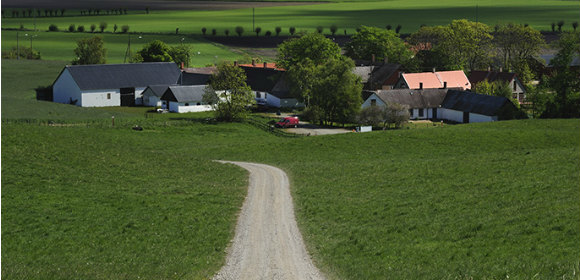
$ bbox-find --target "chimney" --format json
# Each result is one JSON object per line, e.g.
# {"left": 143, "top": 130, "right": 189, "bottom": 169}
{"left": 419, "top": 82, "right": 423, "bottom": 90}
{"left": 263, "top": 62, "right": 268, "bottom": 68}
{"left": 234, "top": 61, "right": 238, "bottom": 66}
{"left": 371, "top": 54, "right": 375, "bottom": 63}
{"left": 443, "top": 81, "right": 447, "bottom": 89}
{"left": 180, "top": 62, "right": 184, "bottom": 70}
{"left": 252, "top": 59, "right": 256, "bottom": 67}
{"left": 432, "top": 67, "right": 436, "bottom": 73}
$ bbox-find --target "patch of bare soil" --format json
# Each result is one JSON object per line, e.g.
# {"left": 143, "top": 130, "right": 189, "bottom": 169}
{"left": 213, "top": 161, "right": 325, "bottom": 280}
{"left": 1, "top": 0, "right": 325, "bottom": 10}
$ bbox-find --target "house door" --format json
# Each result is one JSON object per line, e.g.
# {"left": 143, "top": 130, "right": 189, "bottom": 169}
{"left": 120, "top": 87, "right": 135, "bottom": 106}
{"left": 432, "top": 108, "right": 437, "bottom": 120}
{"left": 463, "top": 111, "right": 469, "bottom": 123}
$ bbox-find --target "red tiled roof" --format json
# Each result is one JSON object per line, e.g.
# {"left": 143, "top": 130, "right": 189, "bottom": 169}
{"left": 402, "top": 70, "right": 471, "bottom": 90}
{"left": 239, "top": 62, "right": 285, "bottom": 71}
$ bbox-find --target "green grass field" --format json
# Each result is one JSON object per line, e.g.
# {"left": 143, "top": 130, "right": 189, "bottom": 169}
{"left": 1, "top": 31, "right": 246, "bottom": 65}
{"left": 3, "top": 0, "right": 580, "bottom": 36}
{"left": 2, "top": 59, "right": 579, "bottom": 279}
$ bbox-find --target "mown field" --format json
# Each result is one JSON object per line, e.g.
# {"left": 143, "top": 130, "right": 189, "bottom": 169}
{"left": 2, "top": 59, "right": 579, "bottom": 279}
{"left": 3, "top": 0, "right": 580, "bottom": 36}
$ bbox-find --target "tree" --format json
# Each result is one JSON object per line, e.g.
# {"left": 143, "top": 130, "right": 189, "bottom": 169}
{"left": 201, "top": 27, "right": 207, "bottom": 35}
{"left": 68, "top": 24, "right": 75, "bottom": 32}
{"left": 316, "top": 26, "right": 323, "bottom": 33}
{"left": 99, "top": 22, "right": 107, "bottom": 32}
{"left": 493, "top": 23, "right": 544, "bottom": 83}
{"left": 224, "top": 29, "right": 230, "bottom": 36}
{"left": 395, "top": 24, "right": 402, "bottom": 34}
{"left": 212, "top": 29, "right": 216, "bottom": 36}
{"left": 473, "top": 79, "right": 493, "bottom": 94}
{"left": 136, "top": 40, "right": 172, "bottom": 62}
{"left": 277, "top": 33, "right": 343, "bottom": 106}
{"left": 77, "top": 25, "right": 85, "bottom": 32}
{"left": 255, "top": 27, "right": 261, "bottom": 36}
{"left": 345, "top": 26, "right": 413, "bottom": 65}
{"left": 265, "top": 30, "right": 271, "bottom": 37}
{"left": 557, "top": 21, "right": 564, "bottom": 32}
{"left": 72, "top": 36, "right": 106, "bottom": 65}
{"left": 275, "top": 26, "right": 282, "bottom": 36}
{"left": 289, "top": 27, "right": 296, "bottom": 36}
{"left": 113, "top": 24, "right": 118, "bottom": 33}
{"left": 383, "top": 103, "right": 410, "bottom": 129}
{"left": 235, "top": 26, "right": 244, "bottom": 37}
{"left": 330, "top": 24, "right": 338, "bottom": 36}
{"left": 48, "top": 24, "right": 58, "bottom": 31}
{"left": 169, "top": 45, "right": 191, "bottom": 67}
{"left": 90, "top": 24, "right": 96, "bottom": 33}
{"left": 573, "top": 22, "right": 578, "bottom": 32}
{"left": 203, "top": 63, "right": 254, "bottom": 121}
{"left": 358, "top": 105, "right": 384, "bottom": 127}
{"left": 121, "top": 25, "right": 129, "bottom": 33}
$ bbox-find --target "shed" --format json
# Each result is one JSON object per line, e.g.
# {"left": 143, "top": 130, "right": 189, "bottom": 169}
{"left": 160, "top": 85, "right": 212, "bottom": 113}
{"left": 142, "top": 85, "right": 171, "bottom": 107}
{"left": 438, "top": 90, "right": 520, "bottom": 123}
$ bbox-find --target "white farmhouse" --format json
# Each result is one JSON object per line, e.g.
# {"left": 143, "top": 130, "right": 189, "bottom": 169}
{"left": 52, "top": 62, "right": 181, "bottom": 107}
{"left": 160, "top": 85, "right": 212, "bottom": 113}
{"left": 362, "top": 88, "right": 451, "bottom": 120}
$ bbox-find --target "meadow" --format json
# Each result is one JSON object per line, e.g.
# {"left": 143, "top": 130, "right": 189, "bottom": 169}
{"left": 2, "top": 59, "right": 579, "bottom": 279}
{"left": 3, "top": 0, "right": 580, "bottom": 37}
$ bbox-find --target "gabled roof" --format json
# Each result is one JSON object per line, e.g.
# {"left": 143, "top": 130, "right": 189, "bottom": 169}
{"left": 402, "top": 70, "right": 471, "bottom": 90}
{"left": 180, "top": 66, "right": 216, "bottom": 85}
{"left": 372, "top": 88, "right": 453, "bottom": 108}
{"left": 161, "top": 85, "right": 207, "bottom": 103}
{"left": 143, "top": 85, "right": 171, "bottom": 97}
{"left": 269, "top": 74, "right": 292, "bottom": 99}
{"left": 241, "top": 67, "right": 284, "bottom": 92}
{"left": 441, "top": 90, "right": 515, "bottom": 116}
{"left": 63, "top": 62, "right": 181, "bottom": 90}
{"left": 353, "top": 63, "right": 400, "bottom": 87}
{"left": 469, "top": 71, "right": 517, "bottom": 84}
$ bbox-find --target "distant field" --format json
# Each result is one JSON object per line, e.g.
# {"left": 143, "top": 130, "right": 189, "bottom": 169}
{"left": 1, "top": 31, "right": 246, "bottom": 65}
{"left": 2, "top": 0, "right": 579, "bottom": 36}
{"left": 2, "top": 60, "right": 579, "bottom": 279}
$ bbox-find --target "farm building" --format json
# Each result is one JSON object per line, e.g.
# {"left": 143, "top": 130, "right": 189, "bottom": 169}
{"left": 438, "top": 90, "right": 521, "bottom": 123}
{"left": 180, "top": 66, "right": 215, "bottom": 85}
{"left": 160, "top": 85, "right": 212, "bottom": 113}
{"left": 353, "top": 62, "right": 401, "bottom": 90}
{"left": 468, "top": 71, "right": 526, "bottom": 103}
{"left": 52, "top": 62, "right": 181, "bottom": 107}
{"left": 362, "top": 88, "right": 454, "bottom": 120}
{"left": 142, "top": 85, "right": 171, "bottom": 107}
{"left": 238, "top": 62, "right": 302, "bottom": 108}
{"left": 394, "top": 70, "right": 471, "bottom": 91}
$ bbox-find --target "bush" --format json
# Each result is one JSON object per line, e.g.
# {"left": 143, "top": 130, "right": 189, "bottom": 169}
{"left": 235, "top": 26, "right": 244, "bottom": 37}
{"left": 265, "top": 30, "right": 272, "bottom": 37}
{"left": 2, "top": 46, "right": 41, "bottom": 60}
{"left": 48, "top": 24, "right": 58, "bottom": 31}
{"left": 330, "top": 24, "right": 338, "bottom": 35}
{"left": 386, "top": 25, "right": 392, "bottom": 30}
{"left": 68, "top": 24, "right": 75, "bottom": 32}
{"left": 301, "top": 106, "right": 324, "bottom": 125}
{"left": 316, "top": 26, "right": 323, "bottom": 33}
{"left": 77, "top": 25, "right": 85, "bottom": 32}
{"left": 357, "top": 106, "right": 384, "bottom": 127}
{"left": 121, "top": 25, "right": 129, "bottom": 33}
{"left": 383, "top": 103, "right": 409, "bottom": 129}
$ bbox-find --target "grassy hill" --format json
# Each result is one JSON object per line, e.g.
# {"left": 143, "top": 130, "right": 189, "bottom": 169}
{"left": 2, "top": 59, "right": 579, "bottom": 279}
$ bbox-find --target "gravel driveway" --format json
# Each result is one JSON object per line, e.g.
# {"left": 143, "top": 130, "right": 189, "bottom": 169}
{"left": 213, "top": 161, "right": 324, "bottom": 280}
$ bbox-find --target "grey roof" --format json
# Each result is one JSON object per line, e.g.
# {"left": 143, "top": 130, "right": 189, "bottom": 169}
{"left": 181, "top": 72, "right": 212, "bottom": 85}
{"left": 161, "top": 85, "right": 207, "bottom": 103}
{"left": 353, "top": 63, "right": 401, "bottom": 88}
{"left": 64, "top": 62, "right": 181, "bottom": 90}
{"left": 353, "top": 66, "right": 374, "bottom": 83}
{"left": 143, "top": 85, "right": 171, "bottom": 98}
{"left": 441, "top": 90, "right": 515, "bottom": 116}
{"left": 269, "top": 75, "right": 293, "bottom": 99}
{"left": 373, "top": 88, "right": 454, "bottom": 108}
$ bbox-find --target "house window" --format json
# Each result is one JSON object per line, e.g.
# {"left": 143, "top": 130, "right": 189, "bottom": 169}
{"left": 409, "top": 109, "right": 413, "bottom": 117}
{"left": 256, "top": 92, "right": 261, "bottom": 98}
{"left": 107, "top": 93, "right": 111, "bottom": 99}
{"left": 370, "top": 99, "right": 377, "bottom": 106}
{"left": 419, "top": 109, "right": 424, "bottom": 117}
{"left": 185, "top": 103, "right": 189, "bottom": 106}
{"left": 513, "top": 81, "right": 517, "bottom": 91}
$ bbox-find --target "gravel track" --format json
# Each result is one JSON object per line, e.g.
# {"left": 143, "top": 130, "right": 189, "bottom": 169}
{"left": 213, "top": 161, "right": 324, "bottom": 280}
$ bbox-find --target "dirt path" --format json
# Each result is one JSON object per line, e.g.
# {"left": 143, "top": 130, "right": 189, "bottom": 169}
{"left": 213, "top": 161, "right": 324, "bottom": 280}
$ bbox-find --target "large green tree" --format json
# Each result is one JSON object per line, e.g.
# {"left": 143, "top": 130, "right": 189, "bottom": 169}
{"left": 494, "top": 23, "right": 544, "bottom": 83}
{"left": 202, "top": 63, "right": 254, "bottom": 121}
{"left": 345, "top": 26, "right": 413, "bottom": 65}
{"left": 72, "top": 36, "right": 106, "bottom": 65}
{"left": 136, "top": 40, "right": 172, "bottom": 62}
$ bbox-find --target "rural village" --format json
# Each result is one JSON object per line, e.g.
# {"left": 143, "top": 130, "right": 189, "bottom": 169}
{"left": 2, "top": 0, "right": 579, "bottom": 279}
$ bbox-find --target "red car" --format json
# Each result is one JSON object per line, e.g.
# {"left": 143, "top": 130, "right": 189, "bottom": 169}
{"left": 275, "top": 116, "right": 299, "bottom": 128}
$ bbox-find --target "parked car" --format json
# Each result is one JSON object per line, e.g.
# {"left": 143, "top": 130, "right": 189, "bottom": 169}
{"left": 275, "top": 116, "right": 299, "bottom": 128}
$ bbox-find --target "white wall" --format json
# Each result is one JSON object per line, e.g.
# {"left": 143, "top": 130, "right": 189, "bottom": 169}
{"left": 266, "top": 94, "right": 281, "bottom": 108}
{"left": 144, "top": 95, "right": 162, "bottom": 107}
{"left": 134, "top": 87, "right": 146, "bottom": 106}
{"left": 81, "top": 89, "right": 121, "bottom": 107}
{"left": 169, "top": 101, "right": 213, "bottom": 113}
{"left": 361, "top": 94, "right": 387, "bottom": 109}
{"left": 469, "top": 113, "right": 496, "bottom": 123}
{"left": 438, "top": 108, "right": 464, "bottom": 123}
{"left": 53, "top": 69, "right": 82, "bottom": 105}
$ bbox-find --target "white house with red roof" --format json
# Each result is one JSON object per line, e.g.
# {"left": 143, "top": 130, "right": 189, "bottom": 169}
{"left": 394, "top": 70, "right": 471, "bottom": 91}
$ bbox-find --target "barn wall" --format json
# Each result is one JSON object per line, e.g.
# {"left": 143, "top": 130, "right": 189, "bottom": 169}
{"left": 169, "top": 101, "right": 213, "bottom": 113}
{"left": 469, "top": 113, "right": 496, "bottom": 123}
{"left": 81, "top": 89, "right": 121, "bottom": 107}
{"left": 53, "top": 69, "right": 82, "bottom": 105}
{"left": 438, "top": 108, "right": 464, "bottom": 123}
